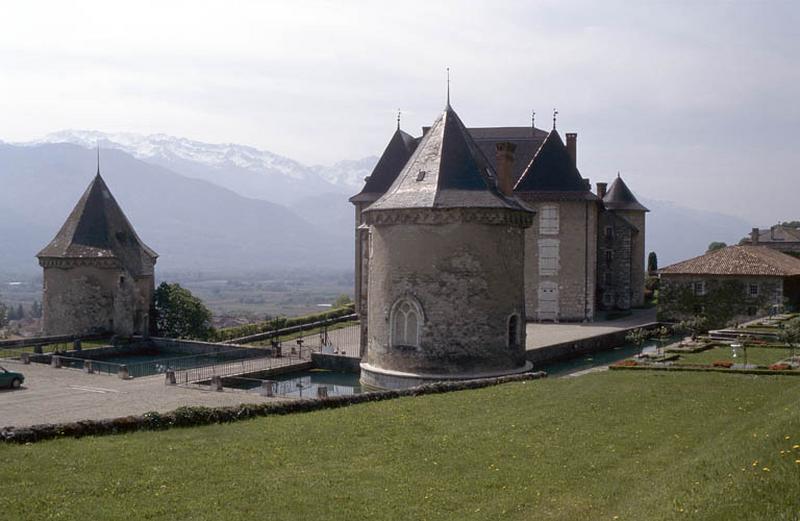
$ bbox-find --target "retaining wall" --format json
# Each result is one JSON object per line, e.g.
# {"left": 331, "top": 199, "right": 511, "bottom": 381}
{"left": 526, "top": 321, "right": 661, "bottom": 365}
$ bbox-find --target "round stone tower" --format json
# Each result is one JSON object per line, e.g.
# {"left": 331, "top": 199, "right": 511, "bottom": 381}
{"left": 360, "top": 104, "right": 534, "bottom": 390}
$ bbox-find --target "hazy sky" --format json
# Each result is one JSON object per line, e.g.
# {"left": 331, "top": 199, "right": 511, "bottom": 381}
{"left": 1, "top": 0, "right": 798, "bottom": 224}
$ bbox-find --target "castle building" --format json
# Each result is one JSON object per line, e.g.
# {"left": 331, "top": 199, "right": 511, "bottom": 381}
{"left": 37, "top": 172, "right": 158, "bottom": 337}
{"left": 352, "top": 111, "right": 648, "bottom": 332}
{"left": 358, "top": 104, "right": 534, "bottom": 389}
{"left": 741, "top": 224, "right": 800, "bottom": 258}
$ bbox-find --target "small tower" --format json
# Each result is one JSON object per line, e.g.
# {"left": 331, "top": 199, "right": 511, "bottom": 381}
{"left": 349, "top": 125, "right": 418, "bottom": 355}
{"left": 598, "top": 174, "right": 648, "bottom": 309}
{"left": 360, "top": 104, "right": 534, "bottom": 389}
{"left": 37, "top": 172, "right": 158, "bottom": 336}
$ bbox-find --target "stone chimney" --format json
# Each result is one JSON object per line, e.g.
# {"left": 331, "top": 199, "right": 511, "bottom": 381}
{"left": 495, "top": 142, "right": 517, "bottom": 196}
{"left": 566, "top": 132, "right": 577, "bottom": 168}
{"left": 751, "top": 227, "right": 759, "bottom": 244}
{"left": 596, "top": 182, "right": 607, "bottom": 199}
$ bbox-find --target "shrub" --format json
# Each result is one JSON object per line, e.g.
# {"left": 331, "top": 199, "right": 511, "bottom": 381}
{"left": 712, "top": 360, "right": 733, "bottom": 368}
{"left": 613, "top": 360, "right": 638, "bottom": 367}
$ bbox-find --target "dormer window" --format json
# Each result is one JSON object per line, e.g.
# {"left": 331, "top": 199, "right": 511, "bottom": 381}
{"left": 416, "top": 171, "right": 427, "bottom": 182}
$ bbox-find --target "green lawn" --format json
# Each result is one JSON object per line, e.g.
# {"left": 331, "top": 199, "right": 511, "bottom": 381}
{"left": 1, "top": 372, "right": 799, "bottom": 520}
{"left": 674, "top": 346, "right": 793, "bottom": 367}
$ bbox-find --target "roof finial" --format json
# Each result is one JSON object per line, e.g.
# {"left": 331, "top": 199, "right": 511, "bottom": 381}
{"left": 96, "top": 142, "right": 100, "bottom": 176}
{"left": 446, "top": 67, "right": 451, "bottom": 107}
{"left": 617, "top": 171, "right": 621, "bottom": 178}
{"left": 531, "top": 109, "right": 536, "bottom": 131}
{"left": 397, "top": 109, "right": 401, "bottom": 130}
{"left": 552, "top": 108, "right": 558, "bottom": 130}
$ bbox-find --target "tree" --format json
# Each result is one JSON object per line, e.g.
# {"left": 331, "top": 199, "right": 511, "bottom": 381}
{"left": 153, "top": 282, "right": 214, "bottom": 340}
{"left": 707, "top": 241, "right": 727, "bottom": 252}
{"left": 779, "top": 318, "right": 800, "bottom": 359}
{"left": 332, "top": 294, "right": 353, "bottom": 308}
{"left": 31, "top": 300, "right": 42, "bottom": 318}
{"left": 16, "top": 304, "right": 24, "bottom": 320}
{"left": 0, "top": 302, "right": 7, "bottom": 328}
{"left": 647, "top": 251, "right": 658, "bottom": 273}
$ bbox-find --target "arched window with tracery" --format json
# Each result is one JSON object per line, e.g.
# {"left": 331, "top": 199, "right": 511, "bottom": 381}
{"left": 390, "top": 298, "right": 423, "bottom": 348}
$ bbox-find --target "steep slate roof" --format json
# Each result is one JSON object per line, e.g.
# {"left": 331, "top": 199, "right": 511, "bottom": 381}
{"left": 38, "top": 174, "right": 157, "bottom": 276}
{"left": 366, "top": 105, "right": 530, "bottom": 212}
{"left": 469, "top": 127, "right": 548, "bottom": 186}
{"left": 513, "top": 130, "right": 598, "bottom": 201}
{"left": 603, "top": 174, "right": 648, "bottom": 211}
{"left": 659, "top": 246, "right": 800, "bottom": 277}
{"left": 349, "top": 128, "right": 418, "bottom": 203}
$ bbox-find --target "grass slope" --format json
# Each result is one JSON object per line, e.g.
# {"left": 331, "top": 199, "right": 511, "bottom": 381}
{"left": 1, "top": 372, "right": 799, "bottom": 520}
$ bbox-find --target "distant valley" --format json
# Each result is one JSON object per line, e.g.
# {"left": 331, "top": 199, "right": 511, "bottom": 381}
{"left": 0, "top": 131, "right": 752, "bottom": 280}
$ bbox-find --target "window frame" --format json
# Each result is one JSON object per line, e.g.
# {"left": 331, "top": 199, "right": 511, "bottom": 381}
{"left": 389, "top": 297, "right": 424, "bottom": 349}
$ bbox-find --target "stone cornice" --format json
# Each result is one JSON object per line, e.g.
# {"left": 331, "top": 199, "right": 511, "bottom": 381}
{"left": 363, "top": 207, "right": 533, "bottom": 228}
{"left": 38, "top": 257, "right": 123, "bottom": 270}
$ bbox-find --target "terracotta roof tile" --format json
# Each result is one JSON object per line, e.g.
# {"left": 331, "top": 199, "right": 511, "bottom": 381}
{"left": 659, "top": 245, "right": 800, "bottom": 277}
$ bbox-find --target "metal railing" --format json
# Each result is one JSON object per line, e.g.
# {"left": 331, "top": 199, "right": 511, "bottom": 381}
{"left": 176, "top": 346, "right": 314, "bottom": 385}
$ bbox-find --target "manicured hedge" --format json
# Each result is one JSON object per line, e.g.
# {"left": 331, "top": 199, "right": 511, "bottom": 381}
{"left": 212, "top": 304, "right": 356, "bottom": 342}
{"left": 0, "top": 371, "right": 546, "bottom": 444}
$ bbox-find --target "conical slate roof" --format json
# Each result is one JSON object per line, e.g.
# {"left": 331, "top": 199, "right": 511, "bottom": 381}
{"left": 350, "top": 128, "right": 418, "bottom": 203}
{"left": 603, "top": 174, "right": 648, "bottom": 212}
{"left": 514, "top": 130, "right": 593, "bottom": 195}
{"left": 366, "top": 105, "right": 529, "bottom": 211}
{"left": 38, "top": 173, "right": 158, "bottom": 276}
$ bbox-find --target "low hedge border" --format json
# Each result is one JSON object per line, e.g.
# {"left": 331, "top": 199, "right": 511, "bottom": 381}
{"left": 609, "top": 364, "right": 800, "bottom": 377}
{"left": 0, "top": 371, "right": 547, "bottom": 444}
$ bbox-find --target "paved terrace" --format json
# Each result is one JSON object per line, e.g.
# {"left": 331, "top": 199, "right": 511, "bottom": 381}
{"left": 0, "top": 360, "right": 279, "bottom": 429}
{"left": 525, "top": 308, "right": 657, "bottom": 350}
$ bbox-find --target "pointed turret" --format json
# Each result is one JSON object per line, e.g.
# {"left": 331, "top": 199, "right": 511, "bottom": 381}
{"left": 37, "top": 173, "right": 157, "bottom": 276}
{"left": 602, "top": 174, "right": 648, "bottom": 212}
{"left": 513, "top": 129, "right": 595, "bottom": 196}
{"left": 350, "top": 128, "right": 418, "bottom": 203}
{"left": 367, "top": 105, "right": 528, "bottom": 211}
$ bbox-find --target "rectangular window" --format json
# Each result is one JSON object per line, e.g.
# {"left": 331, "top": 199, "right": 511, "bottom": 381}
{"left": 539, "top": 239, "right": 559, "bottom": 276}
{"left": 605, "top": 250, "right": 613, "bottom": 265}
{"left": 693, "top": 281, "right": 706, "bottom": 296}
{"left": 539, "top": 205, "right": 559, "bottom": 235}
{"left": 748, "top": 283, "right": 759, "bottom": 297}
{"left": 604, "top": 272, "right": 612, "bottom": 286}
{"left": 604, "top": 226, "right": 614, "bottom": 242}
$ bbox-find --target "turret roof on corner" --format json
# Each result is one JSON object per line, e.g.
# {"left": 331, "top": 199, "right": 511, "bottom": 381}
{"left": 513, "top": 130, "right": 598, "bottom": 199}
{"left": 365, "top": 105, "right": 530, "bottom": 212}
{"left": 602, "top": 174, "right": 648, "bottom": 212}
{"left": 349, "top": 128, "right": 418, "bottom": 203}
{"left": 37, "top": 173, "right": 157, "bottom": 276}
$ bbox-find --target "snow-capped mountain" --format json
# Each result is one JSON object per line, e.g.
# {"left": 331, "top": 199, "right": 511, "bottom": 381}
{"left": 39, "top": 130, "right": 313, "bottom": 180}
{"left": 27, "top": 130, "right": 375, "bottom": 204}
{"left": 313, "top": 156, "right": 378, "bottom": 192}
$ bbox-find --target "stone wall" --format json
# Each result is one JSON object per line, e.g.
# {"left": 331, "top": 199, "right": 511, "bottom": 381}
{"left": 658, "top": 274, "right": 784, "bottom": 326}
{"left": 520, "top": 199, "right": 597, "bottom": 321}
{"left": 42, "top": 262, "right": 154, "bottom": 337}
{"left": 597, "top": 212, "right": 634, "bottom": 310}
{"left": 366, "top": 215, "right": 528, "bottom": 376}
{"left": 619, "top": 210, "right": 646, "bottom": 308}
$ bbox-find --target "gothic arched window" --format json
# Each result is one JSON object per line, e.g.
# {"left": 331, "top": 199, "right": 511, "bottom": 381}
{"left": 390, "top": 298, "right": 423, "bottom": 348}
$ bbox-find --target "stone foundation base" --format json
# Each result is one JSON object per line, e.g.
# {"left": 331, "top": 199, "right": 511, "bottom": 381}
{"left": 360, "top": 361, "right": 534, "bottom": 390}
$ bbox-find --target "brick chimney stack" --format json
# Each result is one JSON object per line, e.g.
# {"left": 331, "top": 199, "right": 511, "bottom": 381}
{"left": 596, "top": 182, "right": 607, "bottom": 199}
{"left": 495, "top": 142, "right": 517, "bottom": 196}
{"left": 566, "top": 132, "right": 577, "bottom": 168}
{"left": 751, "top": 227, "right": 759, "bottom": 244}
